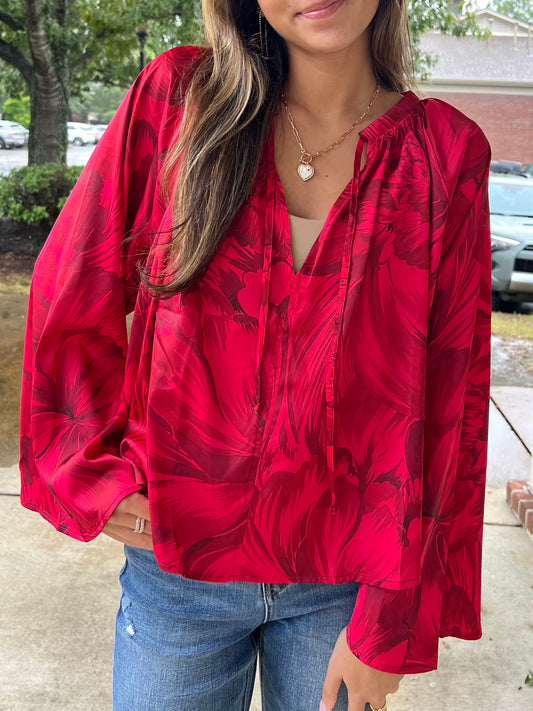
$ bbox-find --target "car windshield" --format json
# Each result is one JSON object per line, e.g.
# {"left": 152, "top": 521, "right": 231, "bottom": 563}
{"left": 489, "top": 181, "right": 533, "bottom": 218}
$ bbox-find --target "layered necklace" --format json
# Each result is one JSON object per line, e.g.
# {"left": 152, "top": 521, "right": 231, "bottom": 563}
{"left": 281, "top": 85, "right": 380, "bottom": 182}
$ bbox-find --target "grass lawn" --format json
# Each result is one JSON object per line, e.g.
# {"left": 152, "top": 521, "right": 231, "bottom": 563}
{"left": 492, "top": 311, "right": 533, "bottom": 341}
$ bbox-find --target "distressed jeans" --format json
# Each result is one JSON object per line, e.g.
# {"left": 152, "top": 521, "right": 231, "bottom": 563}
{"left": 113, "top": 545, "right": 370, "bottom": 711}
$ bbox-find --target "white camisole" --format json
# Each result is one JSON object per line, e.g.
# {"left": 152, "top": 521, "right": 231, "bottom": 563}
{"left": 289, "top": 214, "right": 326, "bottom": 273}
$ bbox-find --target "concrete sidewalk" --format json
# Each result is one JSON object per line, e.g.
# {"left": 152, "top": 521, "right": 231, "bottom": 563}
{"left": 1, "top": 388, "right": 532, "bottom": 711}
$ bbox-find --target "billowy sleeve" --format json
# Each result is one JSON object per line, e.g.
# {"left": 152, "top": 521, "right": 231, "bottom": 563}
{"left": 347, "top": 124, "right": 492, "bottom": 673}
{"left": 19, "top": 49, "right": 196, "bottom": 541}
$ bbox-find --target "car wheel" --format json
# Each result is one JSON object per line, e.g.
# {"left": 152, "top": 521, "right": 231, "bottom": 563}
{"left": 492, "top": 292, "right": 520, "bottom": 313}
{"left": 73, "top": 137, "right": 83, "bottom": 146}
{"left": 492, "top": 293, "right": 503, "bottom": 311}
{"left": 0, "top": 138, "right": 5, "bottom": 149}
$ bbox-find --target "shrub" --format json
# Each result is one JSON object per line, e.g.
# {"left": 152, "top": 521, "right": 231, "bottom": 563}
{"left": 0, "top": 163, "right": 83, "bottom": 228}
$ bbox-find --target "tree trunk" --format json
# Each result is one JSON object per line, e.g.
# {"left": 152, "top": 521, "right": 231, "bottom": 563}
{"left": 24, "top": 0, "right": 68, "bottom": 165}
{"left": 27, "top": 75, "right": 68, "bottom": 165}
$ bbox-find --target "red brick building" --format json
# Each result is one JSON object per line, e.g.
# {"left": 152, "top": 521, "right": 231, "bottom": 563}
{"left": 419, "top": 9, "right": 533, "bottom": 166}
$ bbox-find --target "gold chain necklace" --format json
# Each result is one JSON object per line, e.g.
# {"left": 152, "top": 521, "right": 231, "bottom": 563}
{"left": 281, "top": 85, "right": 380, "bottom": 182}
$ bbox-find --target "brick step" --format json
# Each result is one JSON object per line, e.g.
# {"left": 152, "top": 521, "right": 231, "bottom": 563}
{"left": 506, "top": 480, "right": 533, "bottom": 540}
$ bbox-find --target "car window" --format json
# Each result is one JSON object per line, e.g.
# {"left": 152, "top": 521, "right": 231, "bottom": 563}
{"left": 489, "top": 182, "right": 533, "bottom": 218}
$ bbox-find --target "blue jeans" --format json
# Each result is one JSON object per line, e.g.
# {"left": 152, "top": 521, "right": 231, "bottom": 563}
{"left": 113, "top": 545, "right": 370, "bottom": 711}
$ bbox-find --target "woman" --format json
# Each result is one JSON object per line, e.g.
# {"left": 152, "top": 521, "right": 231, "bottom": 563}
{"left": 19, "top": 1, "right": 491, "bottom": 710}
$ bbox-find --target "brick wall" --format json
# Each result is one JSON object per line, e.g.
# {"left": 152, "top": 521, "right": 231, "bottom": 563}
{"left": 422, "top": 91, "right": 533, "bottom": 166}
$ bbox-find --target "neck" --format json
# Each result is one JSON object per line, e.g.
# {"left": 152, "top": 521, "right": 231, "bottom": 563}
{"left": 283, "top": 39, "right": 377, "bottom": 120}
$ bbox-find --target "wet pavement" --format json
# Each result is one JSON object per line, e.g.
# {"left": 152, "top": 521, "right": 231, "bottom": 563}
{"left": 491, "top": 334, "right": 533, "bottom": 387}
{"left": 0, "top": 144, "right": 96, "bottom": 175}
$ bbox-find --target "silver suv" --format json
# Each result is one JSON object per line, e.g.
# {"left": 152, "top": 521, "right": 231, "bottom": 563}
{"left": 490, "top": 175, "right": 533, "bottom": 307}
{"left": 0, "top": 120, "right": 27, "bottom": 149}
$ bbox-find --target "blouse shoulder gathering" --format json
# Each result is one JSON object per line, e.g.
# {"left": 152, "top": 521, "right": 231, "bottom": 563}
{"left": 363, "top": 89, "right": 489, "bottom": 157}
{"left": 418, "top": 94, "right": 489, "bottom": 142}
{"left": 359, "top": 90, "right": 491, "bottom": 217}
{"left": 416, "top": 95, "right": 491, "bottom": 188}
{"left": 370, "top": 90, "right": 491, "bottom": 262}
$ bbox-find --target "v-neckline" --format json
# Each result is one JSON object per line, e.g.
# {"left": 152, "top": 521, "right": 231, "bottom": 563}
{"left": 284, "top": 185, "right": 352, "bottom": 277}
{"left": 267, "top": 128, "right": 356, "bottom": 278}
{"left": 265, "top": 90, "right": 421, "bottom": 278}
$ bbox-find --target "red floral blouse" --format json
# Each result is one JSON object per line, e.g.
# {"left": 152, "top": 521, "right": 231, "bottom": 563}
{"left": 20, "top": 46, "right": 492, "bottom": 675}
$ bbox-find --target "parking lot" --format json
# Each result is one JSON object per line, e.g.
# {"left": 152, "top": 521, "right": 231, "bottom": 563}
{"left": 0, "top": 144, "right": 96, "bottom": 175}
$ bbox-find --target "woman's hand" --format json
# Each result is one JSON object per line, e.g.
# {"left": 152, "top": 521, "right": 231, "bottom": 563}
{"left": 320, "top": 627, "right": 403, "bottom": 711}
{"left": 102, "top": 492, "right": 153, "bottom": 550}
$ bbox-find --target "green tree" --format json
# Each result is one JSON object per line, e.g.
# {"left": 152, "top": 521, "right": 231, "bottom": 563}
{"left": 487, "top": 1, "right": 533, "bottom": 23}
{"left": 0, "top": 0, "right": 199, "bottom": 165}
{"left": 70, "top": 85, "right": 127, "bottom": 124}
{"left": 2, "top": 94, "right": 31, "bottom": 127}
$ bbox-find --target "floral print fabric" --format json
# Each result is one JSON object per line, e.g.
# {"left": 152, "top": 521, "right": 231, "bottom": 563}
{"left": 20, "top": 47, "right": 491, "bottom": 674}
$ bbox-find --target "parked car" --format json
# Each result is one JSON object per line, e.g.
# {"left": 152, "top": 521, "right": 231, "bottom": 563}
{"left": 0, "top": 120, "right": 27, "bottom": 149}
{"left": 93, "top": 124, "right": 109, "bottom": 141}
{"left": 84, "top": 124, "right": 100, "bottom": 144}
{"left": 67, "top": 122, "right": 99, "bottom": 146}
{"left": 490, "top": 160, "right": 524, "bottom": 176}
{"left": 490, "top": 160, "right": 533, "bottom": 179}
{"left": 489, "top": 175, "right": 533, "bottom": 307}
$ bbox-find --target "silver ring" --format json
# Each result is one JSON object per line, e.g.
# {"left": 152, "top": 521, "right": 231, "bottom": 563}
{"left": 369, "top": 704, "right": 387, "bottom": 711}
{"left": 133, "top": 517, "right": 145, "bottom": 534}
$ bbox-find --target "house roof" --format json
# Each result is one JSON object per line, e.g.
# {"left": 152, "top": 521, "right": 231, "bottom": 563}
{"left": 419, "top": 33, "right": 533, "bottom": 83}
{"left": 476, "top": 8, "right": 533, "bottom": 36}
{"left": 419, "top": 10, "right": 533, "bottom": 85}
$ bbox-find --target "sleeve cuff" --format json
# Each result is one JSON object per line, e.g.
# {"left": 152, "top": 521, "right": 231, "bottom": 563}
{"left": 347, "top": 583, "right": 439, "bottom": 674}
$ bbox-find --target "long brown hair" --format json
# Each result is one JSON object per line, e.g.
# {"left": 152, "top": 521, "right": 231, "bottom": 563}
{"left": 151, "top": 0, "right": 414, "bottom": 295}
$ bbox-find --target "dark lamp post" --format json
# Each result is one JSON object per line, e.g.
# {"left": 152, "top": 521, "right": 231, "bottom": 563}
{"left": 136, "top": 28, "right": 149, "bottom": 73}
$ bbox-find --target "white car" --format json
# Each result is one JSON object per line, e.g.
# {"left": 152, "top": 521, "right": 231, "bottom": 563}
{"left": 0, "top": 120, "right": 27, "bottom": 149}
{"left": 67, "top": 122, "right": 99, "bottom": 146}
{"left": 93, "top": 124, "right": 109, "bottom": 141}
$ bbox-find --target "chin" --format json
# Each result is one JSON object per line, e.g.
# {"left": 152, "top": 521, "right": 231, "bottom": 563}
{"left": 293, "top": 33, "right": 368, "bottom": 58}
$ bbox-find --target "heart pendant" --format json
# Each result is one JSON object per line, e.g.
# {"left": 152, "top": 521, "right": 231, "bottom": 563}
{"left": 297, "top": 163, "right": 314, "bottom": 182}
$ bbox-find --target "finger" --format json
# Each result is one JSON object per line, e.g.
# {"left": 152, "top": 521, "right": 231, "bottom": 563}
{"left": 106, "top": 511, "right": 152, "bottom": 535}
{"left": 392, "top": 675, "right": 404, "bottom": 691}
{"left": 107, "top": 492, "right": 152, "bottom": 533}
{"left": 321, "top": 666, "right": 343, "bottom": 711}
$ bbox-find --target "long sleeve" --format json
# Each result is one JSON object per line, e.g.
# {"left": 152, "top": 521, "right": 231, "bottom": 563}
{"left": 346, "top": 126, "right": 492, "bottom": 673}
{"left": 19, "top": 49, "right": 198, "bottom": 541}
